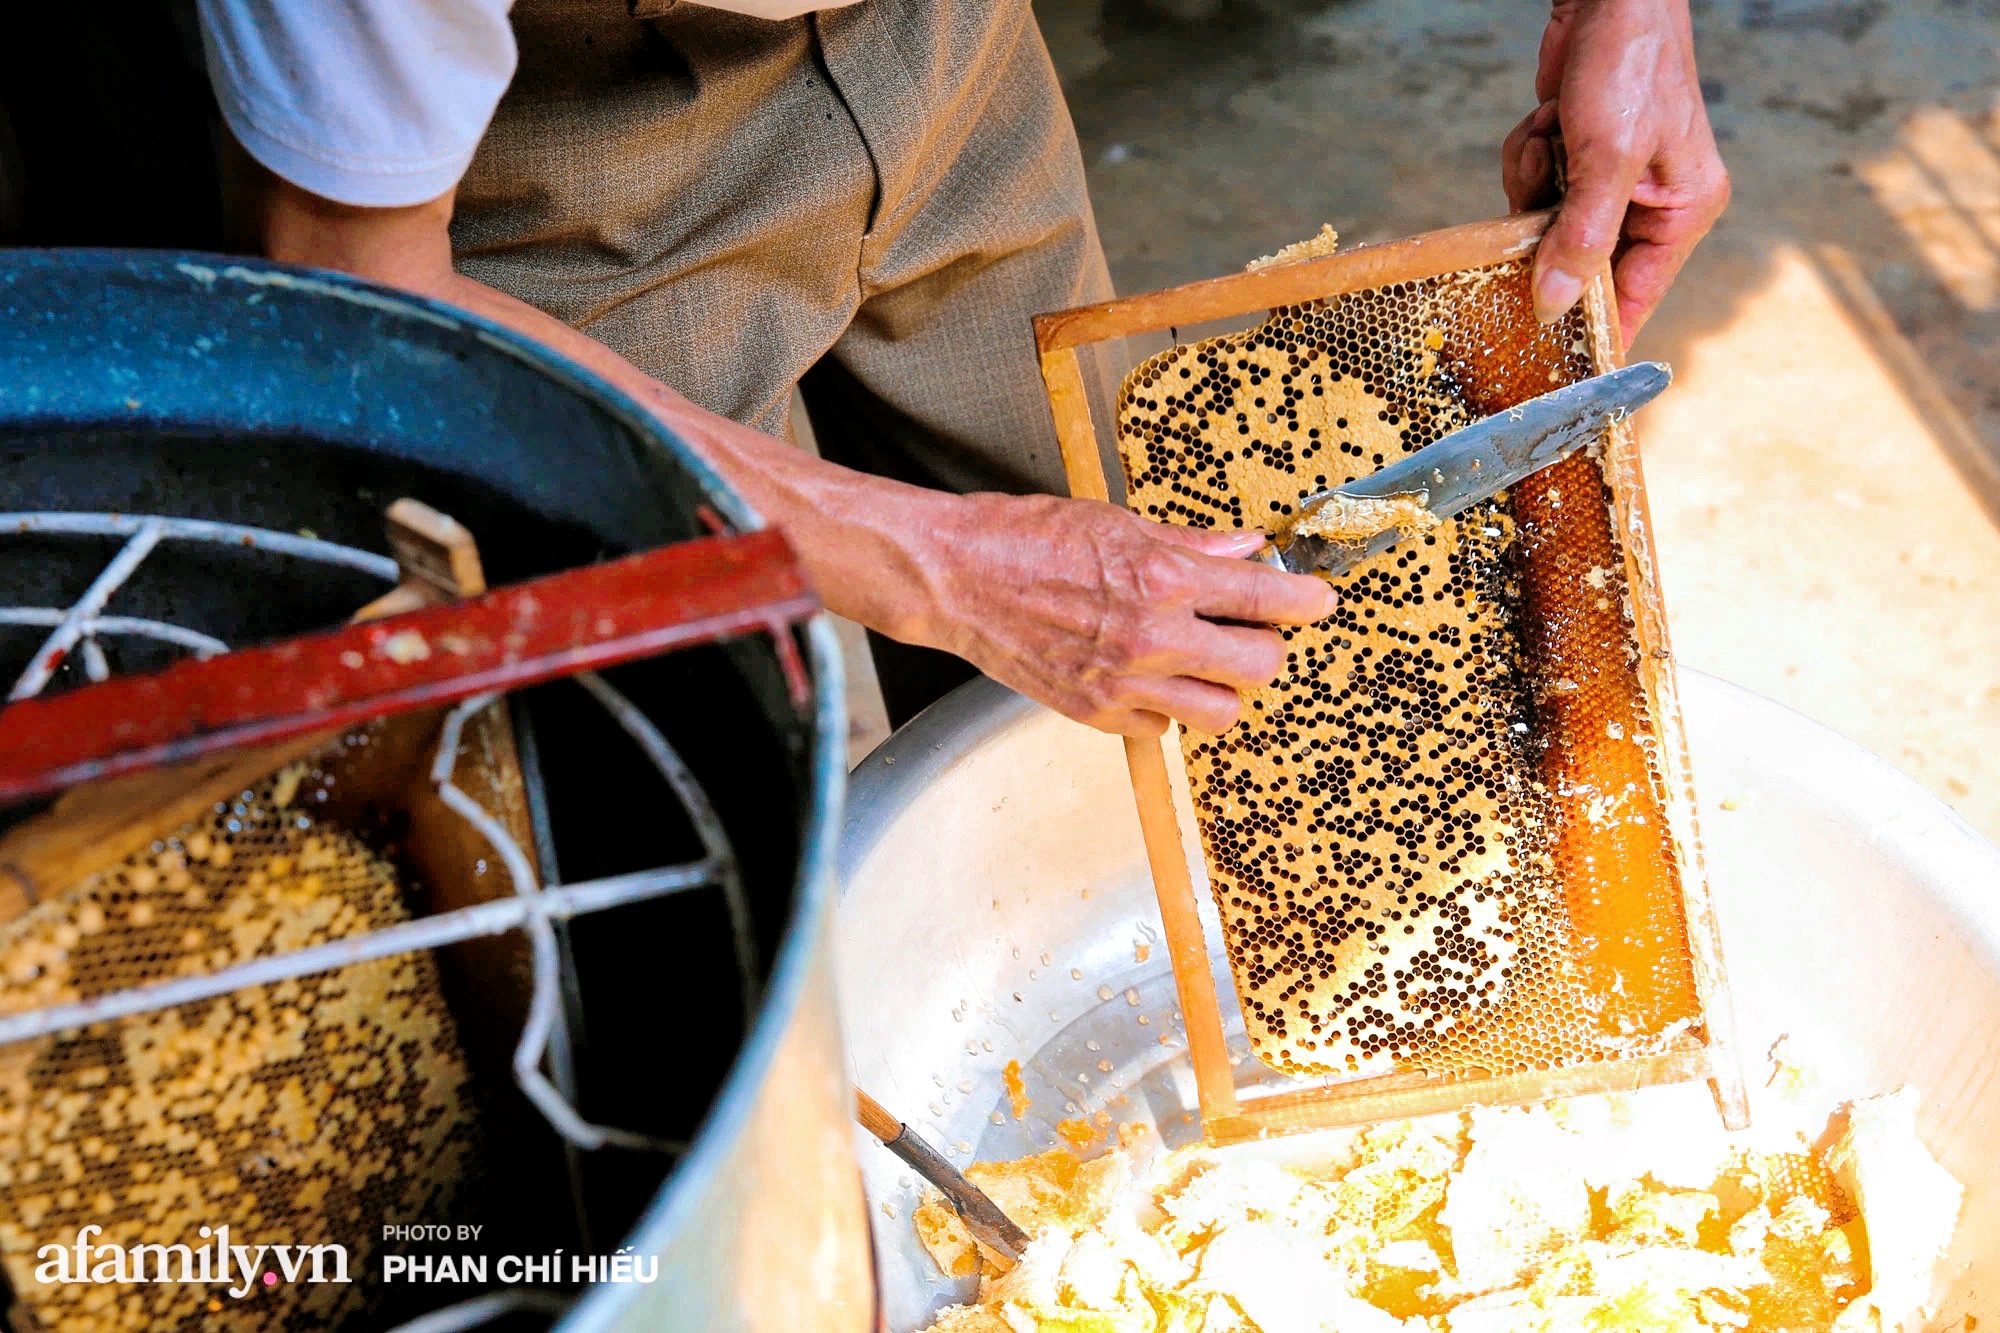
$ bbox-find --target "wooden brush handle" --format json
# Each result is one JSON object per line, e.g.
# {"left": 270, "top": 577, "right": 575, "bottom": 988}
{"left": 854, "top": 1086, "right": 903, "bottom": 1144}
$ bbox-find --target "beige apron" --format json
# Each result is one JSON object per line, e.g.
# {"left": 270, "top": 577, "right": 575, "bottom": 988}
{"left": 452, "top": 0, "right": 1119, "bottom": 716}
{"left": 452, "top": 0, "right": 1115, "bottom": 501}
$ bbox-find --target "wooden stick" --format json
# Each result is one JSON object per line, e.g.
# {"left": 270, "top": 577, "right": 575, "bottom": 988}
{"left": 385, "top": 498, "right": 486, "bottom": 600}
{"left": 1039, "top": 348, "right": 1110, "bottom": 503}
{"left": 854, "top": 1086, "right": 902, "bottom": 1144}
{"left": 1033, "top": 211, "right": 1555, "bottom": 353}
{"left": 1124, "top": 733, "right": 1239, "bottom": 1125}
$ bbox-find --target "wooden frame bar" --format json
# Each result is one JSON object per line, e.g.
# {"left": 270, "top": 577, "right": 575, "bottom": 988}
{"left": 1206, "top": 1049, "right": 1714, "bottom": 1147}
{"left": 1038, "top": 342, "right": 1240, "bottom": 1125}
{"left": 1033, "top": 212, "right": 1551, "bottom": 353}
{"left": 1580, "top": 280, "right": 1751, "bottom": 1130}
{"left": 1035, "top": 210, "right": 1746, "bottom": 1143}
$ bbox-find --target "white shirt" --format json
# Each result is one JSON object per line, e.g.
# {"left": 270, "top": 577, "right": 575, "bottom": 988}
{"left": 198, "top": 0, "right": 855, "bottom": 209}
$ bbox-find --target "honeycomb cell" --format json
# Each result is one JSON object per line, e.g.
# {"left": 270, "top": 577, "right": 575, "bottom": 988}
{"left": 1113, "top": 259, "right": 1703, "bottom": 1081}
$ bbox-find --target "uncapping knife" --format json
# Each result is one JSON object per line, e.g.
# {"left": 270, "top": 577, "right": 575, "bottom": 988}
{"left": 1264, "top": 360, "right": 1671, "bottom": 577}
{"left": 855, "top": 1086, "right": 1032, "bottom": 1262}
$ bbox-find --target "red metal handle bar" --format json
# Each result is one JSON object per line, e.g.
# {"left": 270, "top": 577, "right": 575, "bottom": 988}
{"left": 0, "top": 529, "right": 818, "bottom": 803}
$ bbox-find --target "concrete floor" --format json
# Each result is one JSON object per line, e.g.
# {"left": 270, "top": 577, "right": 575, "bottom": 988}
{"left": 1020, "top": 0, "right": 2000, "bottom": 842}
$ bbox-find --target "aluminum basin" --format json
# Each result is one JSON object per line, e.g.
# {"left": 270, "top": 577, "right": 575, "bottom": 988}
{"left": 837, "top": 670, "right": 2000, "bottom": 1332}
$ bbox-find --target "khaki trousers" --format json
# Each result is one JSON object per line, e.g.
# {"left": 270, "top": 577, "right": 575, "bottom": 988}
{"left": 453, "top": 0, "right": 1119, "bottom": 718}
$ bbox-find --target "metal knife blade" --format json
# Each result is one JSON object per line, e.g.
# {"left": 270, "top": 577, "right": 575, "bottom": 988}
{"left": 1270, "top": 360, "right": 1671, "bottom": 577}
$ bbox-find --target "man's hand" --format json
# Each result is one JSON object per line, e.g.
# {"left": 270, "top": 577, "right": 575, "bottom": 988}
{"left": 916, "top": 496, "right": 1337, "bottom": 737}
{"left": 1501, "top": 0, "right": 1729, "bottom": 344}
{"left": 248, "top": 168, "right": 1332, "bottom": 739}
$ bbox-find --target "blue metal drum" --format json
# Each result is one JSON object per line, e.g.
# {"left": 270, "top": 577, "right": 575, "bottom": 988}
{"left": 0, "top": 250, "right": 869, "bottom": 1330}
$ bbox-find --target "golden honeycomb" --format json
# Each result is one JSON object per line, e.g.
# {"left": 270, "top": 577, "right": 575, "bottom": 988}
{"left": 0, "top": 773, "right": 476, "bottom": 1331}
{"left": 1115, "top": 258, "right": 1704, "bottom": 1080}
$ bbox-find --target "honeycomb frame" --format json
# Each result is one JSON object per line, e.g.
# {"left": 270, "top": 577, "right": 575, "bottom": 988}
{"left": 1033, "top": 211, "right": 1745, "bottom": 1145}
{"left": 0, "top": 779, "right": 477, "bottom": 1332}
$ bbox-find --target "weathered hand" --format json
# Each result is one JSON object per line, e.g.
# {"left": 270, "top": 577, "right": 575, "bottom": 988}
{"left": 248, "top": 171, "right": 1335, "bottom": 741}
{"left": 1501, "top": 0, "right": 1729, "bottom": 344}
{"left": 918, "top": 494, "right": 1338, "bottom": 737}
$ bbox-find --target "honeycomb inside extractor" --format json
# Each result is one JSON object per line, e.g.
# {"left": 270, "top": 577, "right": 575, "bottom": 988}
{"left": 1114, "top": 259, "right": 1704, "bottom": 1081}
{"left": 0, "top": 771, "right": 476, "bottom": 1332}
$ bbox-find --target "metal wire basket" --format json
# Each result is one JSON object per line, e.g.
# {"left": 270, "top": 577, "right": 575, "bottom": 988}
{"left": 0, "top": 503, "right": 820, "bottom": 1332}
